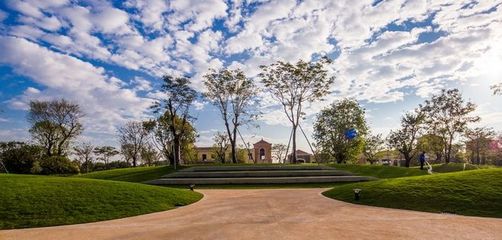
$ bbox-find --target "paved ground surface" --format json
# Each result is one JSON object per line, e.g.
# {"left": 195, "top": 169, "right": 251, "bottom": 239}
{"left": 2, "top": 189, "right": 502, "bottom": 240}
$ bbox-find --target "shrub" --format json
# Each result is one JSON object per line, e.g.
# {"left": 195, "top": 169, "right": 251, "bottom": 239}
{"left": 1, "top": 144, "right": 43, "bottom": 174}
{"left": 39, "top": 156, "right": 80, "bottom": 175}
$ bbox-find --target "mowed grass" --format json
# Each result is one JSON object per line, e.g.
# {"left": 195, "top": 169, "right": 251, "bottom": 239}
{"left": 323, "top": 168, "right": 502, "bottom": 218}
{"left": 77, "top": 165, "right": 179, "bottom": 183}
{"left": 0, "top": 174, "right": 202, "bottom": 229}
{"left": 431, "top": 163, "right": 495, "bottom": 173}
{"left": 331, "top": 164, "right": 428, "bottom": 178}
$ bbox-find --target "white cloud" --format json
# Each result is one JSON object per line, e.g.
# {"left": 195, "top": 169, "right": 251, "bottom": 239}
{"left": 0, "top": 36, "right": 152, "bottom": 136}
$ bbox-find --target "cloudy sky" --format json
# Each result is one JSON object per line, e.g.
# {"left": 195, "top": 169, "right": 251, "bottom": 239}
{"left": 0, "top": 0, "right": 501, "bottom": 151}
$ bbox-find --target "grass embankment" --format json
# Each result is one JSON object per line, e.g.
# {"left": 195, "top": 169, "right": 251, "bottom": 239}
{"left": 431, "top": 163, "right": 494, "bottom": 173}
{"left": 0, "top": 174, "right": 202, "bottom": 229}
{"left": 78, "top": 165, "right": 178, "bottom": 183}
{"left": 323, "top": 168, "right": 502, "bottom": 218}
{"left": 331, "top": 164, "right": 428, "bottom": 178}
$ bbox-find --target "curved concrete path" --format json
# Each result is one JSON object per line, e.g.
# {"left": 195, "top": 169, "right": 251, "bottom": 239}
{"left": 1, "top": 189, "right": 502, "bottom": 240}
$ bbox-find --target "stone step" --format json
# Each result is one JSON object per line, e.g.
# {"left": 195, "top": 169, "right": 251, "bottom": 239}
{"left": 180, "top": 165, "right": 334, "bottom": 172}
{"left": 147, "top": 176, "right": 374, "bottom": 185}
{"left": 164, "top": 170, "right": 353, "bottom": 178}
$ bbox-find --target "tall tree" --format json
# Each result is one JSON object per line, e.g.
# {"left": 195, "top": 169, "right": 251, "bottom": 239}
{"left": 93, "top": 146, "right": 119, "bottom": 168}
{"left": 28, "top": 99, "right": 84, "bottom": 156}
{"left": 313, "top": 99, "right": 367, "bottom": 164}
{"left": 272, "top": 144, "right": 287, "bottom": 164}
{"left": 260, "top": 57, "right": 334, "bottom": 163}
{"left": 73, "top": 142, "right": 94, "bottom": 173}
{"left": 144, "top": 113, "right": 197, "bottom": 166}
{"left": 141, "top": 144, "right": 158, "bottom": 166}
{"left": 465, "top": 127, "right": 495, "bottom": 165}
{"left": 118, "top": 121, "right": 149, "bottom": 167}
{"left": 151, "top": 76, "right": 197, "bottom": 169}
{"left": 388, "top": 112, "right": 424, "bottom": 167}
{"left": 363, "top": 133, "right": 384, "bottom": 164}
{"left": 419, "top": 89, "right": 479, "bottom": 163}
{"left": 203, "top": 68, "right": 258, "bottom": 163}
{"left": 417, "top": 134, "right": 445, "bottom": 163}
{"left": 211, "top": 131, "right": 229, "bottom": 163}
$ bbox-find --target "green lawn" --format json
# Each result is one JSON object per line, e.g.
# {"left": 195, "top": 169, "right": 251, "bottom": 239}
{"left": 77, "top": 165, "right": 179, "bottom": 183}
{"left": 431, "top": 163, "right": 495, "bottom": 173}
{"left": 331, "top": 164, "right": 428, "bottom": 178}
{"left": 323, "top": 168, "right": 502, "bottom": 218}
{"left": 0, "top": 174, "right": 202, "bottom": 229}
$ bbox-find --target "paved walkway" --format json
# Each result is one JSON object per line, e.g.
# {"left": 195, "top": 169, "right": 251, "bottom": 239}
{"left": 2, "top": 189, "right": 502, "bottom": 240}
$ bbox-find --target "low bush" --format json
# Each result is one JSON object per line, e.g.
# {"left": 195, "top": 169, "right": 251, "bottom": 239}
{"left": 1, "top": 144, "right": 43, "bottom": 174}
{"left": 39, "top": 156, "right": 80, "bottom": 175}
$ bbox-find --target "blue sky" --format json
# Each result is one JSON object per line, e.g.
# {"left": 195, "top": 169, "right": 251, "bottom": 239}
{"left": 0, "top": 0, "right": 501, "bottom": 151}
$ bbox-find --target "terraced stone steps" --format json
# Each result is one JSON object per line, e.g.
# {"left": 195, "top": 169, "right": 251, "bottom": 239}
{"left": 148, "top": 176, "right": 373, "bottom": 185}
{"left": 147, "top": 165, "right": 374, "bottom": 185}
{"left": 164, "top": 170, "right": 353, "bottom": 178}
{"left": 180, "top": 165, "right": 334, "bottom": 172}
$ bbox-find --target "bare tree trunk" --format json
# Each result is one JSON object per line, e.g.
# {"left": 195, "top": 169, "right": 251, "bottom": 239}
{"left": 173, "top": 138, "right": 181, "bottom": 167}
{"left": 231, "top": 126, "right": 238, "bottom": 163}
{"left": 292, "top": 124, "right": 297, "bottom": 164}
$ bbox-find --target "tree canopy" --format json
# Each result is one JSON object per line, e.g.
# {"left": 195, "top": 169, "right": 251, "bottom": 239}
{"left": 260, "top": 57, "right": 334, "bottom": 163}
{"left": 313, "top": 98, "right": 367, "bottom": 164}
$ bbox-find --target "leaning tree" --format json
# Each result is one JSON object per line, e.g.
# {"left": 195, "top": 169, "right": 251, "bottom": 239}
{"left": 28, "top": 99, "right": 84, "bottom": 156}
{"left": 259, "top": 57, "right": 334, "bottom": 163}
{"left": 419, "top": 89, "right": 479, "bottom": 163}
{"left": 151, "top": 76, "right": 197, "bottom": 169}
{"left": 203, "top": 68, "right": 258, "bottom": 163}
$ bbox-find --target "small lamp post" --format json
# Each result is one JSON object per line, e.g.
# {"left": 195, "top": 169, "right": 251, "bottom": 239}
{"left": 353, "top": 188, "right": 362, "bottom": 201}
{"left": 189, "top": 184, "right": 195, "bottom": 191}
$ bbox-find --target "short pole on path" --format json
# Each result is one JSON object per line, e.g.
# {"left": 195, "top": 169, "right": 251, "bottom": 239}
{"left": 353, "top": 189, "right": 362, "bottom": 201}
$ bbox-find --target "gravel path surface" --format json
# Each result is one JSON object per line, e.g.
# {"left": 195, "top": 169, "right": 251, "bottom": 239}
{"left": 2, "top": 188, "right": 501, "bottom": 240}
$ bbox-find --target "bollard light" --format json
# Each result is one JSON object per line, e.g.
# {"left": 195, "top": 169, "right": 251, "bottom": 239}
{"left": 353, "top": 188, "right": 362, "bottom": 201}
{"left": 189, "top": 184, "right": 195, "bottom": 191}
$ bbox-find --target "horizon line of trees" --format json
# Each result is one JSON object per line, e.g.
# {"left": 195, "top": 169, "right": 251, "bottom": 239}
{"left": 1, "top": 60, "right": 501, "bottom": 174}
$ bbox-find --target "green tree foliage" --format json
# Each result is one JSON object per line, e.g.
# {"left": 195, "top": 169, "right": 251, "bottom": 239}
{"left": 140, "top": 144, "right": 158, "bottom": 166}
{"left": 203, "top": 68, "right": 258, "bottom": 163}
{"left": 0, "top": 142, "right": 43, "bottom": 174}
{"left": 39, "top": 155, "right": 80, "bottom": 175}
{"left": 363, "top": 133, "right": 384, "bottom": 164}
{"left": 144, "top": 112, "right": 197, "bottom": 166}
{"left": 151, "top": 76, "right": 197, "bottom": 169}
{"left": 260, "top": 57, "right": 334, "bottom": 163}
{"left": 211, "top": 131, "right": 229, "bottom": 163}
{"left": 28, "top": 99, "right": 84, "bottom": 156}
{"left": 388, "top": 112, "right": 424, "bottom": 167}
{"left": 417, "top": 134, "right": 445, "bottom": 163}
{"left": 313, "top": 99, "right": 368, "bottom": 164}
{"left": 419, "top": 89, "right": 479, "bottom": 163}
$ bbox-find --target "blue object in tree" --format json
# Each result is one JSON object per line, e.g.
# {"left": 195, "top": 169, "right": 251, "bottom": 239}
{"left": 345, "top": 128, "right": 358, "bottom": 140}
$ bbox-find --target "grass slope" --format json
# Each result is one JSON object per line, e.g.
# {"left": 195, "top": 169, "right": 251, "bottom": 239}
{"left": 431, "top": 163, "right": 494, "bottom": 173}
{"left": 0, "top": 174, "right": 202, "bottom": 229}
{"left": 323, "top": 168, "right": 502, "bottom": 218}
{"left": 77, "top": 166, "right": 178, "bottom": 183}
{"left": 331, "top": 164, "right": 427, "bottom": 178}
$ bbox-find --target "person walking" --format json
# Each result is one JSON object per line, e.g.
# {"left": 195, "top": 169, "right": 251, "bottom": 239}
{"left": 419, "top": 151, "right": 426, "bottom": 170}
